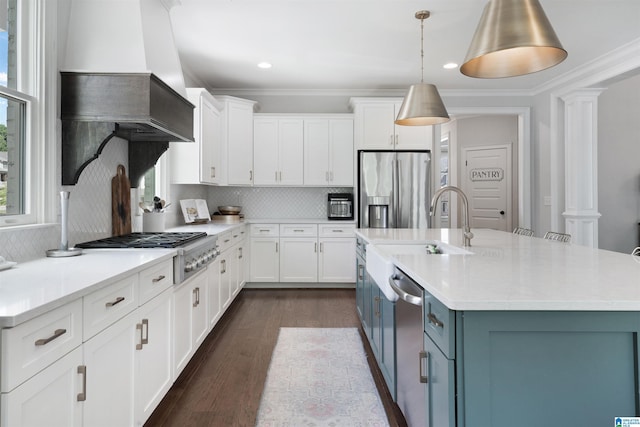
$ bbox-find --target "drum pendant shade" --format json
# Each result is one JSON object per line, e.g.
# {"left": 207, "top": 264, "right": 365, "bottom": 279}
{"left": 460, "top": 0, "right": 567, "bottom": 78}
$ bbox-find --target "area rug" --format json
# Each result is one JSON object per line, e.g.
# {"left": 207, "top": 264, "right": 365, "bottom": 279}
{"left": 255, "top": 327, "right": 390, "bottom": 427}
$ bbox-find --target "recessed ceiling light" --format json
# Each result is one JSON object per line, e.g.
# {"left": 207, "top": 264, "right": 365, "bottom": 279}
{"left": 257, "top": 62, "right": 272, "bottom": 69}
{"left": 443, "top": 62, "right": 458, "bottom": 70}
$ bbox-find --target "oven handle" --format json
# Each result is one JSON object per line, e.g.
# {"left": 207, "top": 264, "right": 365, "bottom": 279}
{"left": 389, "top": 275, "right": 423, "bottom": 306}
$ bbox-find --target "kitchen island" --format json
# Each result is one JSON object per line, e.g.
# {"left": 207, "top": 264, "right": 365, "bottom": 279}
{"left": 356, "top": 228, "right": 640, "bottom": 427}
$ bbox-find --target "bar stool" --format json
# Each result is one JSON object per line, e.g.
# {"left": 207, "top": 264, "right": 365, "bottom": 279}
{"left": 543, "top": 231, "right": 571, "bottom": 243}
{"left": 513, "top": 227, "right": 534, "bottom": 236}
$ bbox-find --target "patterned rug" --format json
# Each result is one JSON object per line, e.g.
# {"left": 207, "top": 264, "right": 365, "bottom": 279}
{"left": 255, "top": 327, "right": 390, "bottom": 427}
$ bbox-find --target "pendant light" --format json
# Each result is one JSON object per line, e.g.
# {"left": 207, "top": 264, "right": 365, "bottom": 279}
{"left": 395, "top": 10, "right": 449, "bottom": 126}
{"left": 460, "top": 0, "right": 567, "bottom": 78}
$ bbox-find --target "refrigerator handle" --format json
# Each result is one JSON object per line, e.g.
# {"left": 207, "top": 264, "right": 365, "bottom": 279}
{"left": 392, "top": 158, "right": 400, "bottom": 228}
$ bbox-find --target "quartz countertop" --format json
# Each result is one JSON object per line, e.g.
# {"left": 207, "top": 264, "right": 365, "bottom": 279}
{"left": 356, "top": 228, "right": 640, "bottom": 311}
{"left": 0, "top": 249, "right": 176, "bottom": 327}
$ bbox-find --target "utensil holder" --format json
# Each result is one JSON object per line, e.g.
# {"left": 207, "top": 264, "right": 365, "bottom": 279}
{"left": 143, "top": 212, "right": 165, "bottom": 232}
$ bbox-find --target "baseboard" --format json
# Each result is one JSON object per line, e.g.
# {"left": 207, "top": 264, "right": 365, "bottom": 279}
{"left": 245, "top": 282, "right": 355, "bottom": 289}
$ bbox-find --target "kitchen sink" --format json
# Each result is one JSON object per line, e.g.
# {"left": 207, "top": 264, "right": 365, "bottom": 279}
{"left": 365, "top": 241, "right": 472, "bottom": 302}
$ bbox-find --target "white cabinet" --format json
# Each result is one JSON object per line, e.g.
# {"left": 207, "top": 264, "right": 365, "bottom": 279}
{"left": 249, "top": 224, "right": 280, "bottom": 282}
{"left": 248, "top": 223, "right": 356, "bottom": 284}
{"left": 172, "top": 269, "right": 208, "bottom": 378}
{"left": 304, "top": 118, "right": 354, "bottom": 186}
{"left": 254, "top": 117, "right": 304, "bottom": 186}
{"left": 82, "top": 309, "right": 138, "bottom": 427}
{"left": 318, "top": 224, "right": 356, "bottom": 282}
{"left": 170, "top": 88, "right": 224, "bottom": 185}
{"left": 350, "top": 98, "right": 434, "bottom": 150}
{"left": 134, "top": 288, "right": 173, "bottom": 424}
{"left": 207, "top": 258, "right": 222, "bottom": 330}
{"left": 0, "top": 346, "right": 83, "bottom": 427}
{"left": 218, "top": 96, "right": 257, "bottom": 185}
{"left": 279, "top": 224, "right": 318, "bottom": 282}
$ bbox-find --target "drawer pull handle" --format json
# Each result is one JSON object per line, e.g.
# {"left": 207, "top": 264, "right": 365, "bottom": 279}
{"left": 294, "top": 229, "right": 304, "bottom": 232}
{"left": 35, "top": 328, "right": 67, "bottom": 346}
{"left": 428, "top": 312, "right": 444, "bottom": 328}
{"left": 142, "top": 319, "right": 149, "bottom": 345}
{"left": 238, "top": 247, "right": 243, "bottom": 259}
{"left": 136, "top": 323, "right": 144, "bottom": 350}
{"left": 77, "top": 365, "right": 87, "bottom": 401}
{"left": 332, "top": 229, "right": 343, "bottom": 232}
{"left": 259, "top": 229, "right": 270, "bottom": 232}
{"left": 419, "top": 351, "right": 429, "bottom": 383}
{"left": 152, "top": 275, "right": 166, "bottom": 283}
{"left": 358, "top": 264, "right": 364, "bottom": 280}
{"left": 105, "top": 296, "right": 125, "bottom": 307}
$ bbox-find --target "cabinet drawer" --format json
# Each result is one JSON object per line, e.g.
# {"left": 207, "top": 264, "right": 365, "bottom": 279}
{"left": 231, "top": 225, "right": 247, "bottom": 243}
{"left": 280, "top": 224, "right": 317, "bottom": 237}
{"left": 318, "top": 223, "right": 355, "bottom": 237}
{"left": 1, "top": 298, "right": 83, "bottom": 392}
{"left": 217, "top": 231, "right": 233, "bottom": 252}
{"left": 84, "top": 274, "right": 138, "bottom": 340}
{"left": 250, "top": 224, "right": 279, "bottom": 237}
{"left": 424, "top": 291, "right": 456, "bottom": 359}
{"left": 139, "top": 260, "right": 174, "bottom": 304}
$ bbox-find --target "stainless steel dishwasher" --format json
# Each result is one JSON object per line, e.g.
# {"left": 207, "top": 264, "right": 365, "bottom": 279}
{"left": 389, "top": 266, "right": 425, "bottom": 427}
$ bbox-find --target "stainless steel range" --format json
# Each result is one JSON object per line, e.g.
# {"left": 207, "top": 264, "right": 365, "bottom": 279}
{"left": 76, "top": 232, "right": 219, "bottom": 284}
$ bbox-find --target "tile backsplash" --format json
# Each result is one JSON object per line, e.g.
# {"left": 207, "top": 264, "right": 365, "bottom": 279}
{"left": 1, "top": 134, "right": 353, "bottom": 263}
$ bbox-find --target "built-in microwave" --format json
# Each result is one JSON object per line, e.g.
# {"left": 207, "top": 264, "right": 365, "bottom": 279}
{"left": 327, "top": 193, "right": 354, "bottom": 220}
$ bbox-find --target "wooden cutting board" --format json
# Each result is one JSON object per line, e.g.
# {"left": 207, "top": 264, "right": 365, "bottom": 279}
{"left": 112, "top": 164, "right": 131, "bottom": 236}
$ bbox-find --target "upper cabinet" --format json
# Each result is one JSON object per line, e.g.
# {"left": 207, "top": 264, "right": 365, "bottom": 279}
{"left": 217, "top": 96, "right": 258, "bottom": 186}
{"left": 253, "top": 117, "right": 304, "bottom": 186}
{"left": 170, "top": 88, "right": 223, "bottom": 185}
{"left": 304, "top": 117, "right": 354, "bottom": 186}
{"left": 350, "top": 97, "right": 434, "bottom": 151}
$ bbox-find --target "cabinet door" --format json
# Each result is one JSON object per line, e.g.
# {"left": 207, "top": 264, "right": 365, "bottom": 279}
{"left": 0, "top": 346, "right": 83, "bottom": 427}
{"left": 83, "top": 311, "right": 137, "bottom": 427}
{"left": 279, "top": 237, "right": 318, "bottom": 282}
{"left": 237, "top": 242, "right": 246, "bottom": 290}
{"left": 328, "top": 119, "right": 354, "bottom": 186}
{"left": 226, "top": 100, "right": 254, "bottom": 185}
{"left": 303, "top": 119, "right": 330, "bottom": 185}
{"left": 172, "top": 270, "right": 207, "bottom": 378}
{"left": 358, "top": 103, "right": 396, "bottom": 149}
{"left": 135, "top": 288, "right": 173, "bottom": 425}
{"left": 207, "top": 258, "right": 222, "bottom": 329}
{"left": 356, "top": 253, "right": 366, "bottom": 322}
{"left": 249, "top": 238, "right": 279, "bottom": 282}
{"left": 361, "top": 269, "right": 373, "bottom": 340}
{"left": 318, "top": 237, "right": 356, "bottom": 282}
{"left": 201, "top": 94, "right": 223, "bottom": 184}
{"left": 277, "top": 119, "right": 304, "bottom": 185}
{"left": 227, "top": 244, "right": 240, "bottom": 298}
{"left": 219, "top": 254, "right": 232, "bottom": 309}
{"left": 424, "top": 333, "right": 455, "bottom": 427}
{"left": 371, "top": 287, "right": 382, "bottom": 359}
{"left": 379, "top": 293, "right": 396, "bottom": 401}
{"left": 253, "top": 118, "right": 279, "bottom": 185}
{"left": 394, "top": 102, "right": 434, "bottom": 150}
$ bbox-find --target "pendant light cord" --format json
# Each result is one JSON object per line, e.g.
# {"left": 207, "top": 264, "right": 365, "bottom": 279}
{"left": 420, "top": 16, "right": 424, "bottom": 83}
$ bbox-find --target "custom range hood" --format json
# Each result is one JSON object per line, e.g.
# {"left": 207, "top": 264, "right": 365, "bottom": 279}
{"left": 60, "top": 0, "right": 193, "bottom": 187}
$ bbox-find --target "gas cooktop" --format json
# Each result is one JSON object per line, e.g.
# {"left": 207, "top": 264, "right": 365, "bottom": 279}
{"left": 76, "top": 232, "right": 208, "bottom": 249}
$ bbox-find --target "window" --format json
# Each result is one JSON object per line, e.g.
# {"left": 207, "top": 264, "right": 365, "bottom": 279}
{"left": 0, "top": 0, "right": 42, "bottom": 226}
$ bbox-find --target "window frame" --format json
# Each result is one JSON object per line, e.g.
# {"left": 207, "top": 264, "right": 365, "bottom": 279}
{"left": 0, "top": 0, "right": 54, "bottom": 228}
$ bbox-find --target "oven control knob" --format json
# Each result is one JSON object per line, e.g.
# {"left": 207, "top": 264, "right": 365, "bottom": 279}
{"left": 185, "top": 259, "right": 195, "bottom": 272}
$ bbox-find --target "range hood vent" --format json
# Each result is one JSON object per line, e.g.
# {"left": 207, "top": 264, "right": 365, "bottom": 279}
{"left": 61, "top": 72, "right": 194, "bottom": 187}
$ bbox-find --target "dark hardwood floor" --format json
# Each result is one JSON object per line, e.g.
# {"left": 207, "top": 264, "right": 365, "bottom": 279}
{"left": 145, "top": 288, "right": 406, "bottom": 427}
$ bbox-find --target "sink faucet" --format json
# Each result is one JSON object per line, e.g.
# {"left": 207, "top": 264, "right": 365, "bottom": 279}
{"left": 430, "top": 185, "right": 474, "bottom": 247}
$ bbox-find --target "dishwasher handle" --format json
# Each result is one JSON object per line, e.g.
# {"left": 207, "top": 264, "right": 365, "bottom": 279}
{"left": 389, "top": 274, "right": 423, "bottom": 306}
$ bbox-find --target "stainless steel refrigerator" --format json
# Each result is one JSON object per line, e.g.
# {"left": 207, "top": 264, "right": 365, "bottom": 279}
{"left": 358, "top": 150, "right": 431, "bottom": 229}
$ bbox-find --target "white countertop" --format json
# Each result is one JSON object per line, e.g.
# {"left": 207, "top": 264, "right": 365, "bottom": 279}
{"left": 356, "top": 228, "right": 640, "bottom": 311}
{"left": 0, "top": 249, "right": 176, "bottom": 327}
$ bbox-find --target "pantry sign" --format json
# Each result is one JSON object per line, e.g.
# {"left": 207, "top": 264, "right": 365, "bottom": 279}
{"left": 469, "top": 168, "right": 504, "bottom": 182}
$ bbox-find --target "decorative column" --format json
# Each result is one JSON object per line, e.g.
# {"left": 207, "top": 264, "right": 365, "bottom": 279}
{"left": 561, "top": 89, "right": 604, "bottom": 247}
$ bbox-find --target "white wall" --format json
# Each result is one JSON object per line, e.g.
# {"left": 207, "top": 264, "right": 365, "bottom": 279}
{"left": 597, "top": 73, "right": 640, "bottom": 253}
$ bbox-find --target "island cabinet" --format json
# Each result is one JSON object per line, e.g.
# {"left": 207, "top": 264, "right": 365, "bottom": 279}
{"left": 349, "top": 98, "right": 433, "bottom": 150}
{"left": 355, "top": 237, "right": 396, "bottom": 400}
{"left": 0, "top": 259, "right": 174, "bottom": 427}
{"left": 420, "top": 297, "right": 640, "bottom": 427}
{"left": 253, "top": 117, "right": 304, "bottom": 186}
{"left": 170, "top": 88, "right": 223, "bottom": 185}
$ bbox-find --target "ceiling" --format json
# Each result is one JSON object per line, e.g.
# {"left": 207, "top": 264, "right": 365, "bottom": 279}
{"left": 169, "top": 0, "right": 640, "bottom": 93}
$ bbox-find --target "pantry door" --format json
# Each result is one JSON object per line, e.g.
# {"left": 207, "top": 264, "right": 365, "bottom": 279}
{"left": 461, "top": 145, "right": 512, "bottom": 232}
